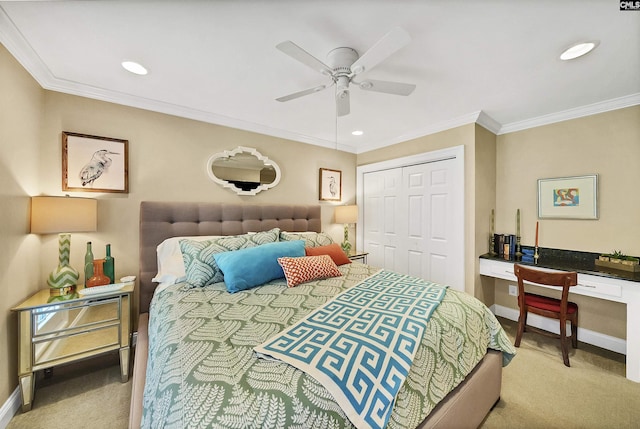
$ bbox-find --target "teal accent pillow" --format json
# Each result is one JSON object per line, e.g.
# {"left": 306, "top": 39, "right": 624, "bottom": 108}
{"left": 179, "top": 228, "right": 280, "bottom": 288}
{"left": 214, "top": 240, "right": 305, "bottom": 293}
{"left": 279, "top": 231, "right": 334, "bottom": 248}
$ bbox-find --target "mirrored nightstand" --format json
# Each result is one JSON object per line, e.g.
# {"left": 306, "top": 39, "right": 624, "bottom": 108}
{"left": 11, "top": 283, "right": 133, "bottom": 411}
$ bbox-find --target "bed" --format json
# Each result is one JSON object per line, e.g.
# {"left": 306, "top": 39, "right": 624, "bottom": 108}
{"left": 130, "top": 201, "right": 515, "bottom": 429}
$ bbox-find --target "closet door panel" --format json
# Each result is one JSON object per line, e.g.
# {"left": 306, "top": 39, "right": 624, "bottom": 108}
{"left": 363, "top": 168, "right": 404, "bottom": 271}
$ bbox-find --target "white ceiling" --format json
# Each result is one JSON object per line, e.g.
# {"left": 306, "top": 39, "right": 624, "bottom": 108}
{"left": 1, "top": 1, "right": 638, "bottom": 153}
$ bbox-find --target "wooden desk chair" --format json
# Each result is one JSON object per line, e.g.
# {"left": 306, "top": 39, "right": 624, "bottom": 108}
{"left": 514, "top": 264, "right": 579, "bottom": 367}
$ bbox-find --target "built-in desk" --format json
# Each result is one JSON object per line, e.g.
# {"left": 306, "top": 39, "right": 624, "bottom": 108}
{"left": 480, "top": 250, "right": 640, "bottom": 382}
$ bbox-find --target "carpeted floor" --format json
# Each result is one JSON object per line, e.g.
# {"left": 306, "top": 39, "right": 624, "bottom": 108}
{"left": 7, "top": 317, "right": 640, "bottom": 428}
{"left": 7, "top": 352, "right": 131, "bottom": 429}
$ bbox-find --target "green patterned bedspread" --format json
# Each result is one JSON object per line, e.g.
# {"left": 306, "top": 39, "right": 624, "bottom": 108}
{"left": 141, "top": 263, "right": 515, "bottom": 429}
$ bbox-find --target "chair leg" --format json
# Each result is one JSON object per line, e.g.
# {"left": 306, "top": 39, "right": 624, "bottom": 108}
{"left": 571, "top": 312, "right": 579, "bottom": 349}
{"left": 515, "top": 310, "right": 526, "bottom": 347}
{"left": 560, "top": 317, "right": 570, "bottom": 367}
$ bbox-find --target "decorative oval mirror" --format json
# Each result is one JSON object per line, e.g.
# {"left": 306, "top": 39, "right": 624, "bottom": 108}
{"left": 206, "top": 146, "right": 281, "bottom": 195}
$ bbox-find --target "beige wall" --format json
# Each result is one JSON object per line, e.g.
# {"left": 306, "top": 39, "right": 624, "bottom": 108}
{"left": 474, "top": 125, "right": 497, "bottom": 304}
{"left": 0, "top": 43, "right": 356, "bottom": 407}
{"left": 0, "top": 45, "right": 45, "bottom": 407}
{"left": 39, "top": 92, "right": 357, "bottom": 320}
{"left": 493, "top": 106, "right": 640, "bottom": 338}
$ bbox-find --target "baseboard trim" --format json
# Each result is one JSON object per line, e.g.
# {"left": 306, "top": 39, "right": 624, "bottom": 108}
{"left": 0, "top": 387, "right": 20, "bottom": 429}
{"left": 491, "top": 304, "right": 627, "bottom": 355}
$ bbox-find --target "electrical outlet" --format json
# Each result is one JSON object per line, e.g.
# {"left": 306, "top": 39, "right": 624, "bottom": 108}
{"left": 509, "top": 285, "right": 517, "bottom": 296}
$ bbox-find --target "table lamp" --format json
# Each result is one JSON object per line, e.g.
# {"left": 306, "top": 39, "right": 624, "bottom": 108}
{"left": 335, "top": 205, "right": 358, "bottom": 255}
{"left": 31, "top": 196, "right": 97, "bottom": 295}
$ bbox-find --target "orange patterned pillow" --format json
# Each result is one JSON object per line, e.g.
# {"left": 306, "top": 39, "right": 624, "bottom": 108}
{"left": 277, "top": 255, "right": 342, "bottom": 288}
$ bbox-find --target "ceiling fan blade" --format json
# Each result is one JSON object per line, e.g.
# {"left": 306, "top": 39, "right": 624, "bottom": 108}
{"left": 336, "top": 90, "right": 350, "bottom": 116}
{"left": 276, "top": 84, "right": 329, "bottom": 102}
{"left": 350, "top": 27, "right": 411, "bottom": 75}
{"left": 276, "top": 41, "right": 333, "bottom": 76}
{"left": 356, "top": 79, "right": 416, "bottom": 96}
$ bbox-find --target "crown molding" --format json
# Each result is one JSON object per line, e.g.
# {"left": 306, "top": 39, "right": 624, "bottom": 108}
{"left": 3, "top": 6, "right": 637, "bottom": 154}
{"left": 355, "top": 111, "right": 486, "bottom": 154}
{"left": 498, "top": 93, "right": 640, "bottom": 134}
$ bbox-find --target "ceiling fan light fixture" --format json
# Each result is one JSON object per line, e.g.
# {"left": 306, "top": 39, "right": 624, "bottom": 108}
{"left": 122, "top": 61, "right": 148, "bottom": 75}
{"left": 560, "top": 41, "right": 598, "bottom": 61}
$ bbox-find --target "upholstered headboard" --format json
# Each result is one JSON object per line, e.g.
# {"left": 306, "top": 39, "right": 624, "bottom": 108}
{"left": 139, "top": 201, "right": 322, "bottom": 313}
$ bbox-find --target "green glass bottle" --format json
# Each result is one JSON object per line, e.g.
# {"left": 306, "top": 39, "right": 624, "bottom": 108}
{"left": 104, "top": 244, "right": 115, "bottom": 284}
{"left": 84, "top": 242, "right": 94, "bottom": 286}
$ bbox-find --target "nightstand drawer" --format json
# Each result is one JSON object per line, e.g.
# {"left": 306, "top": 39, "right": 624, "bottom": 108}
{"left": 33, "top": 324, "right": 120, "bottom": 367}
{"left": 33, "top": 298, "right": 120, "bottom": 336}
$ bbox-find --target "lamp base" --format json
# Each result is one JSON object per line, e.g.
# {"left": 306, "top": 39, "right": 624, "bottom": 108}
{"left": 47, "top": 232, "right": 80, "bottom": 290}
{"left": 47, "top": 264, "right": 79, "bottom": 289}
{"left": 49, "top": 284, "right": 77, "bottom": 297}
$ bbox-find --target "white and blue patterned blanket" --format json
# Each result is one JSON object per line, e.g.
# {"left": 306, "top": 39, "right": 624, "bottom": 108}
{"left": 254, "top": 270, "right": 448, "bottom": 429}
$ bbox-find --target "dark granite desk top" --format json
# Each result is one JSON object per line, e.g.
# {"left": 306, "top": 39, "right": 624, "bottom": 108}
{"left": 480, "top": 246, "right": 640, "bottom": 283}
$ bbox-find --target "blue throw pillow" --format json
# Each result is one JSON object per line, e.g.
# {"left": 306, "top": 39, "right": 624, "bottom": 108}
{"left": 214, "top": 240, "right": 305, "bottom": 293}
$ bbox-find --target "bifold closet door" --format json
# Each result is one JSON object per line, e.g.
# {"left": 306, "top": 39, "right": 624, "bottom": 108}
{"left": 403, "top": 159, "right": 456, "bottom": 285}
{"left": 362, "top": 158, "right": 461, "bottom": 288}
{"left": 362, "top": 167, "right": 405, "bottom": 273}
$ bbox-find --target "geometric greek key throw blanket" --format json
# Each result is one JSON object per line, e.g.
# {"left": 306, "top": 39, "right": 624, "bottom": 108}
{"left": 254, "top": 270, "right": 448, "bottom": 429}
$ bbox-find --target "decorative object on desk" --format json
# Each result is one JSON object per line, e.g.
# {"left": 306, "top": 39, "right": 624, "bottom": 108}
{"left": 104, "top": 244, "right": 115, "bottom": 283}
{"left": 335, "top": 204, "right": 358, "bottom": 254}
{"left": 84, "top": 241, "right": 94, "bottom": 286}
{"left": 521, "top": 247, "right": 535, "bottom": 263}
{"left": 489, "top": 209, "right": 496, "bottom": 255}
{"left": 493, "top": 233, "right": 516, "bottom": 260}
{"left": 62, "top": 131, "right": 129, "bottom": 193}
{"left": 319, "top": 168, "right": 342, "bottom": 201}
{"left": 537, "top": 175, "right": 598, "bottom": 219}
{"left": 534, "top": 221, "right": 539, "bottom": 264}
{"left": 30, "top": 196, "right": 97, "bottom": 295}
{"left": 596, "top": 250, "right": 640, "bottom": 272}
{"left": 515, "top": 209, "right": 523, "bottom": 260}
{"left": 86, "top": 259, "right": 111, "bottom": 287}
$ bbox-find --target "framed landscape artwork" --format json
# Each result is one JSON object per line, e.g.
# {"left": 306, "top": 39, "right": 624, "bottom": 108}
{"left": 537, "top": 174, "right": 598, "bottom": 219}
{"left": 62, "top": 131, "right": 129, "bottom": 193}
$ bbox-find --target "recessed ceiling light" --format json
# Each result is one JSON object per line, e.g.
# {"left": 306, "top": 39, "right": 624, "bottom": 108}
{"left": 351, "top": 130, "right": 364, "bottom": 136}
{"left": 560, "top": 41, "right": 598, "bottom": 61}
{"left": 121, "top": 61, "right": 148, "bottom": 75}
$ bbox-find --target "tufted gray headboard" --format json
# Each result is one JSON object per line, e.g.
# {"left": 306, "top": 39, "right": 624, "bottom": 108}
{"left": 139, "top": 201, "right": 322, "bottom": 313}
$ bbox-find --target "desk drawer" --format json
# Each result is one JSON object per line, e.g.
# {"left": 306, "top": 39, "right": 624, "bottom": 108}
{"left": 576, "top": 278, "right": 623, "bottom": 298}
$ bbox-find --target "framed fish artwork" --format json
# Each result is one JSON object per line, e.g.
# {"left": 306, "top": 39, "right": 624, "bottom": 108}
{"left": 62, "top": 131, "right": 129, "bottom": 193}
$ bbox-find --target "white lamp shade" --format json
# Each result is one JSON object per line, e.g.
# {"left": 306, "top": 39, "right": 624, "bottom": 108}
{"left": 31, "top": 196, "right": 97, "bottom": 234}
{"left": 335, "top": 205, "right": 358, "bottom": 224}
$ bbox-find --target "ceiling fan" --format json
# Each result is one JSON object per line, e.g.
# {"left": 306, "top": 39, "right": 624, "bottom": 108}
{"left": 275, "top": 27, "right": 416, "bottom": 116}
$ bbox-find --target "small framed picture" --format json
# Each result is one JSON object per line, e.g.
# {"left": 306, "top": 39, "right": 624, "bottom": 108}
{"left": 319, "top": 168, "right": 342, "bottom": 201}
{"left": 62, "top": 131, "right": 129, "bottom": 193}
{"left": 537, "top": 175, "right": 598, "bottom": 219}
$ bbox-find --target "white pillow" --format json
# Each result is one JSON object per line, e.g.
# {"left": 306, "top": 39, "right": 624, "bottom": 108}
{"left": 152, "top": 235, "right": 222, "bottom": 284}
